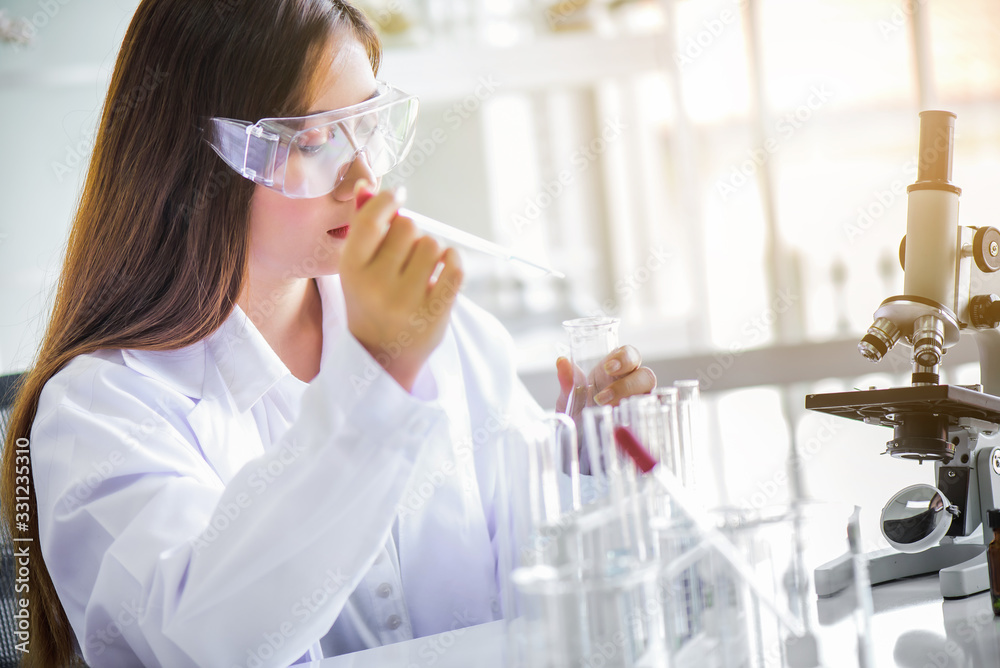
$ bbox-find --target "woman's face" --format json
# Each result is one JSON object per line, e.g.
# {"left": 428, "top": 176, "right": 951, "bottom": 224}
{"left": 247, "top": 36, "right": 379, "bottom": 282}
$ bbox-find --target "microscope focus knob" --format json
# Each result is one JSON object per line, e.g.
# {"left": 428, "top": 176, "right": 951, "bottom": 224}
{"left": 973, "top": 226, "right": 1000, "bottom": 273}
{"left": 970, "top": 294, "right": 1000, "bottom": 329}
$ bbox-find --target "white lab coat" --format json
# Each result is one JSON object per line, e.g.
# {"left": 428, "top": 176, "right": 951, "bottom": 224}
{"left": 30, "top": 274, "right": 545, "bottom": 667}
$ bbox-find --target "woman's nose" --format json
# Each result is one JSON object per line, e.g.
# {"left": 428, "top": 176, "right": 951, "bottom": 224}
{"left": 332, "top": 151, "right": 379, "bottom": 201}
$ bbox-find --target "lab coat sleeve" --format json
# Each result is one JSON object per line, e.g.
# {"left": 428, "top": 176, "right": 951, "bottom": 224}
{"left": 31, "top": 335, "right": 446, "bottom": 667}
{"left": 445, "top": 297, "right": 550, "bottom": 606}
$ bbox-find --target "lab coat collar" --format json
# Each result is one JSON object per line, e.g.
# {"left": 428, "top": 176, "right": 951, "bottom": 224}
{"left": 206, "top": 274, "right": 347, "bottom": 413}
{"left": 119, "top": 306, "right": 285, "bottom": 414}
{"left": 120, "top": 343, "right": 209, "bottom": 401}
{"left": 120, "top": 276, "right": 348, "bottom": 414}
{"left": 205, "top": 303, "right": 290, "bottom": 413}
{"left": 118, "top": 309, "right": 284, "bottom": 414}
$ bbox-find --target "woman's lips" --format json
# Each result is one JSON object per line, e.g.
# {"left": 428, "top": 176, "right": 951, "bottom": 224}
{"left": 328, "top": 225, "right": 349, "bottom": 239}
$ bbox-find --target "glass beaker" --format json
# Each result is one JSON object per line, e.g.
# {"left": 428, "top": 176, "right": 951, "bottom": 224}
{"left": 510, "top": 556, "right": 663, "bottom": 668}
{"left": 563, "top": 316, "right": 621, "bottom": 418}
{"left": 496, "top": 413, "right": 583, "bottom": 666}
{"left": 652, "top": 502, "right": 875, "bottom": 668}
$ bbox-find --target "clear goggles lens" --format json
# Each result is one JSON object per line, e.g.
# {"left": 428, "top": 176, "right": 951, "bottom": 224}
{"left": 205, "top": 82, "right": 418, "bottom": 198}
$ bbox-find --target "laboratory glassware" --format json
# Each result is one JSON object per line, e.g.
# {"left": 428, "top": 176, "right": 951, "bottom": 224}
{"left": 672, "top": 379, "right": 701, "bottom": 490}
{"left": 615, "top": 427, "right": 876, "bottom": 667}
{"left": 356, "top": 190, "right": 565, "bottom": 277}
{"left": 563, "top": 316, "right": 620, "bottom": 418}
{"left": 496, "top": 413, "right": 584, "bottom": 665}
{"left": 402, "top": 206, "right": 564, "bottom": 277}
{"left": 499, "top": 409, "right": 662, "bottom": 667}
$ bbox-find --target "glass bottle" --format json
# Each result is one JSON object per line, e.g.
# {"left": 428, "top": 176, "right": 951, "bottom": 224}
{"left": 988, "top": 509, "right": 1000, "bottom": 616}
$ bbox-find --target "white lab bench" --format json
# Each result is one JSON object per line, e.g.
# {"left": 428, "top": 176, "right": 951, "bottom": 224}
{"left": 311, "top": 574, "right": 1000, "bottom": 667}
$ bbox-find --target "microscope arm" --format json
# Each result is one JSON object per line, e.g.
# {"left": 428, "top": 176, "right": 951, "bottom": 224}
{"left": 973, "top": 328, "right": 1000, "bottom": 396}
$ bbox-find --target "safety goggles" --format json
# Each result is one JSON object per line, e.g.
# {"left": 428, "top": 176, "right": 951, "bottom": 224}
{"left": 204, "top": 82, "right": 418, "bottom": 198}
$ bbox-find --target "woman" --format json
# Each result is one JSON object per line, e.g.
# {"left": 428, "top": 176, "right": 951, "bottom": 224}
{"left": 1, "top": 1, "right": 656, "bottom": 666}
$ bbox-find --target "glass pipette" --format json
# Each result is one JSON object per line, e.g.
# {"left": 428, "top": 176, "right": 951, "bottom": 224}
{"left": 356, "top": 190, "right": 565, "bottom": 279}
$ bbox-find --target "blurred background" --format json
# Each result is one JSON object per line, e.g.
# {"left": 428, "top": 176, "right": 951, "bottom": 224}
{"left": 2, "top": 0, "right": 1000, "bottom": 546}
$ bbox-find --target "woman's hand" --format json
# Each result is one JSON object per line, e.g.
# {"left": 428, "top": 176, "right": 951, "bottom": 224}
{"left": 556, "top": 345, "right": 656, "bottom": 415}
{"left": 339, "top": 188, "right": 463, "bottom": 392}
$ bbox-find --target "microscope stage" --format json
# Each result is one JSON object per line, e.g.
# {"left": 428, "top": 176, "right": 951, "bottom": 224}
{"left": 805, "top": 385, "right": 1000, "bottom": 428}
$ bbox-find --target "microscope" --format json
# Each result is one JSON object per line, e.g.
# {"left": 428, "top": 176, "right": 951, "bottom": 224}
{"left": 806, "top": 111, "right": 1000, "bottom": 599}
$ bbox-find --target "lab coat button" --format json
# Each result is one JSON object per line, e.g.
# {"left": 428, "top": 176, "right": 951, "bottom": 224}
{"left": 386, "top": 614, "right": 402, "bottom": 630}
{"left": 377, "top": 583, "right": 393, "bottom": 598}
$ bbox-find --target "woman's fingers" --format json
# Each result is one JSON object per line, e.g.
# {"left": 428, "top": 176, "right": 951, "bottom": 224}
{"left": 340, "top": 188, "right": 465, "bottom": 391}
{"left": 401, "top": 235, "right": 443, "bottom": 285}
{"left": 343, "top": 187, "right": 402, "bottom": 266}
{"left": 427, "top": 247, "right": 463, "bottom": 307}
{"left": 369, "top": 215, "right": 419, "bottom": 275}
{"left": 594, "top": 366, "right": 657, "bottom": 407}
{"left": 556, "top": 357, "right": 576, "bottom": 396}
{"left": 602, "top": 345, "right": 642, "bottom": 378}
{"left": 555, "top": 357, "right": 590, "bottom": 415}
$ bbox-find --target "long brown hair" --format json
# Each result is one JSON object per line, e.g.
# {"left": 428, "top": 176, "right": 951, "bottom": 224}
{"left": 1, "top": 1, "right": 380, "bottom": 665}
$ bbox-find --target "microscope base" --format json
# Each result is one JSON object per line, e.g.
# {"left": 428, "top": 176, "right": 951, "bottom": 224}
{"left": 815, "top": 543, "right": 987, "bottom": 599}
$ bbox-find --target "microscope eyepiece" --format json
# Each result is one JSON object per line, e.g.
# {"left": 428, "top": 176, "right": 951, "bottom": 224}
{"left": 909, "top": 110, "right": 961, "bottom": 196}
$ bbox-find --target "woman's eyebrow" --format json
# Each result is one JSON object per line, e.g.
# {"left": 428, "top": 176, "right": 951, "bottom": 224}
{"left": 307, "top": 87, "right": 380, "bottom": 116}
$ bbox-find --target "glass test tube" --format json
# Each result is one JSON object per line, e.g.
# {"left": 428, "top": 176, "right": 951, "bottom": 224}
{"left": 578, "top": 405, "right": 659, "bottom": 664}
{"left": 673, "top": 380, "right": 701, "bottom": 491}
